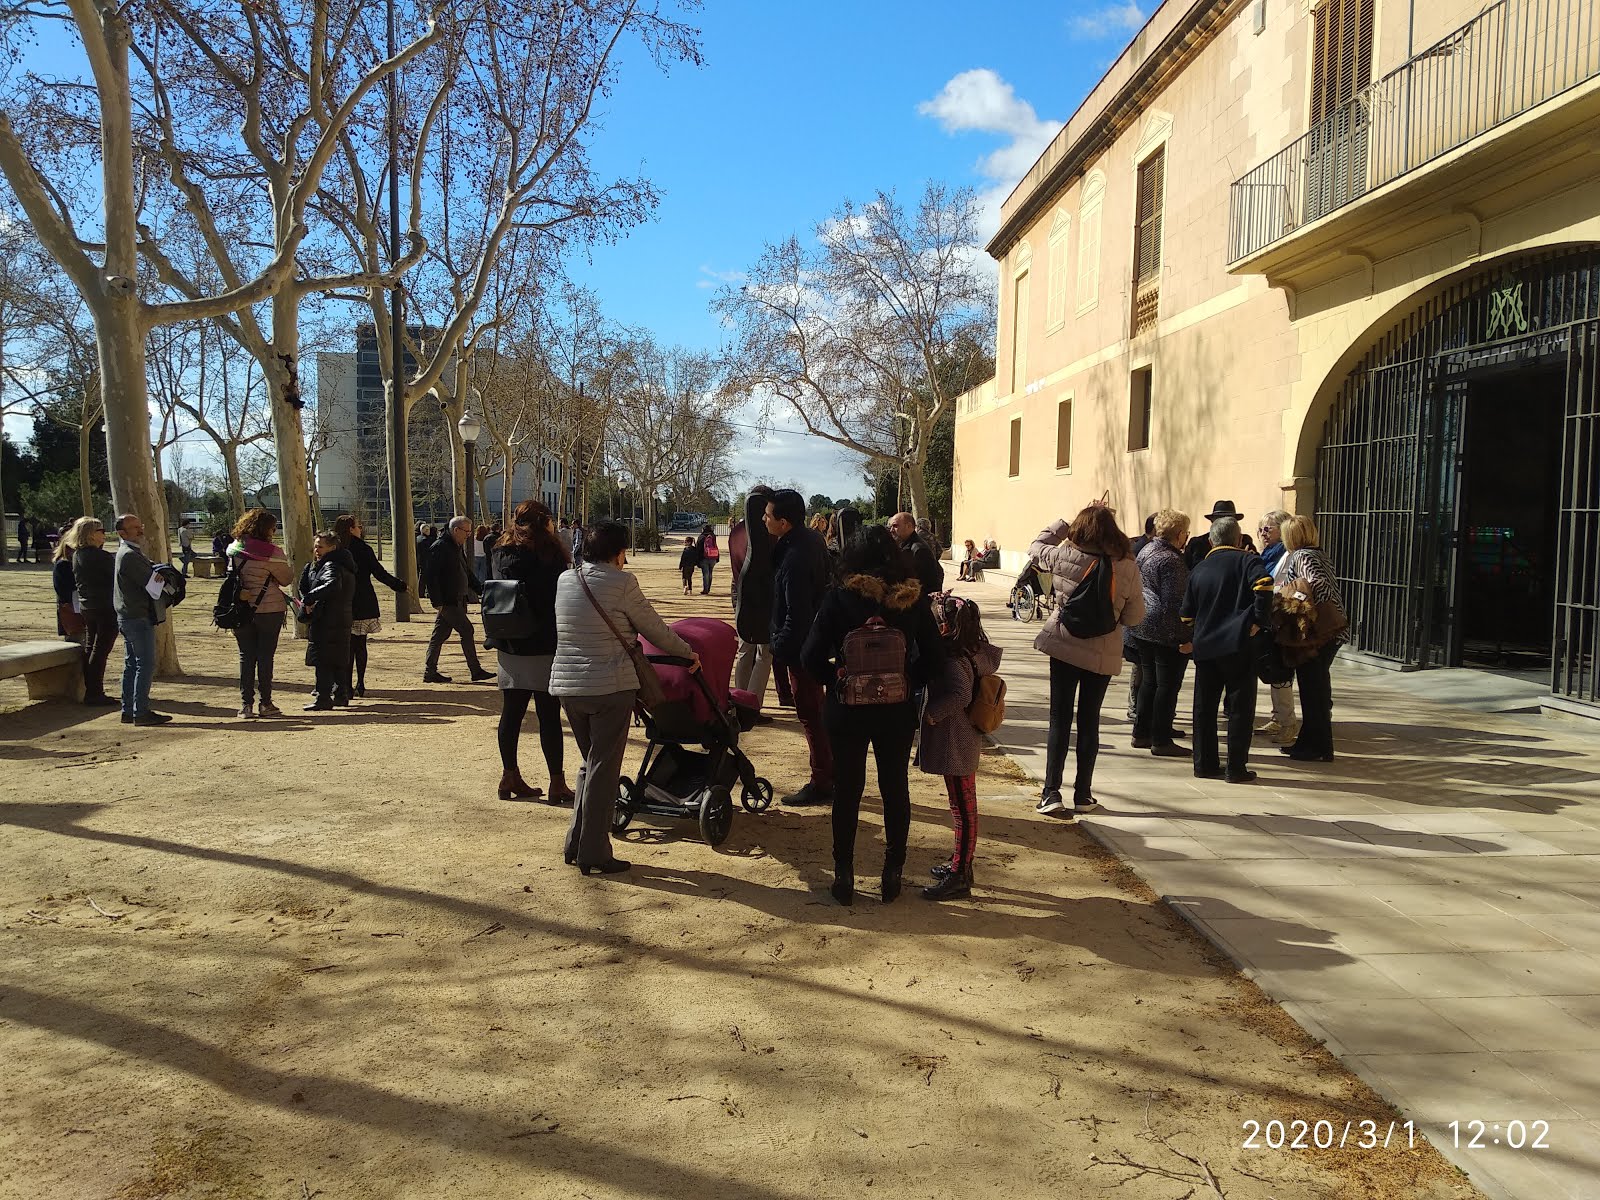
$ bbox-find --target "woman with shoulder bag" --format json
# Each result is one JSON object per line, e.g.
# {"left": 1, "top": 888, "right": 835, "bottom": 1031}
{"left": 227, "top": 509, "right": 294, "bottom": 719}
{"left": 550, "top": 520, "right": 700, "bottom": 875}
{"left": 489, "top": 500, "right": 573, "bottom": 805}
{"left": 1028, "top": 502, "right": 1146, "bottom": 817}
{"left": 1275, "top": 515, "right": 1348, "bottom": 763}
{"left": 333, "top": 513, "right": 407, "bottom": 698}
{"left": 799, "top": 525, "right": 942, "bottom": 906}
{"left": 52, "top": 518, "right": 90, "bottom": 644}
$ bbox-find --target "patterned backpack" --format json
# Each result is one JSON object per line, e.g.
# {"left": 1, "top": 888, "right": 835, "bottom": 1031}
{"left": 838, "top": 616, "right": 909, "bottom": 706}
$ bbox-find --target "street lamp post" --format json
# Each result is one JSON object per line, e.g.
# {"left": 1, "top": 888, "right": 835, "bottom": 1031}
{"left": 457, "top": 410, "right": 482, "bottom": 527}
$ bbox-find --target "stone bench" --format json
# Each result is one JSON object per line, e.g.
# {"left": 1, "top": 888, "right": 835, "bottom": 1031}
{"left": 190, "top": 555, "right": 225, "bottom": 579}
{"left": 0, "top": 640, "right": 84, "bottom": 701}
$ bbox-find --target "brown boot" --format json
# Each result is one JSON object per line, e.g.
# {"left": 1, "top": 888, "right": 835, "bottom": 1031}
{"left": 497, "top": 769, "right": 542, "bottom": 801}
{"left": 545, "top": 773, "right": 575, "bottom": 806}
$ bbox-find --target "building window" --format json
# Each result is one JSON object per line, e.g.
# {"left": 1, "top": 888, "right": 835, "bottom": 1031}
{"left": 1131, "top": 147, "right": 1165, "bottom": 337}
{"left": 1046, "top": 211, "right": 1071, "bottom": 332}
{"left": 1311, "top": 0, "right": 1375, "bottom": 127}
{"left": 1077, "top": 172, "right": 1105, "bottom": 313}
{"left": 1008, "top": 416, "right": 1022, "bottom": 478}
{"left": 1011, "top": 268, "right": 1030, "bottom": 391}
{"left": 1129, "top": 367, "right": 1153, "bottom": 452}
{"left": 1055, "top": 398, "right": 1073, "bottom": 471}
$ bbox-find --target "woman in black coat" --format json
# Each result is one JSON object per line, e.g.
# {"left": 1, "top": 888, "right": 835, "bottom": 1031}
{"left": 800, "top": 525, "right": 941, "bottom": 907}
{"left": 297, "top": 532, "right": 357, "bottom": 710}
{"left": 487, "top": 500, "right": 571, "bottom": 803}
{"left": 333, "top": 514, "right": 406, "bottom": 697}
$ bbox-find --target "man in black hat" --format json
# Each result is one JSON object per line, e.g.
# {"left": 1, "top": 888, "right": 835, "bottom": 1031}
{"left": 1180, "top": 515, "right": 1273, "bottom": 783}
{"left": 1185, "top": 500, "right": 1242, "bottom": 568}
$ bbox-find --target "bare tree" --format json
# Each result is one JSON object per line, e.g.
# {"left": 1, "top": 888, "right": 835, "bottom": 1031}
{"left": 609, "top": 336, "right": 726, "bottom": 533}
{"left": 714, "top": 183, "right": 995, "bottom": 520}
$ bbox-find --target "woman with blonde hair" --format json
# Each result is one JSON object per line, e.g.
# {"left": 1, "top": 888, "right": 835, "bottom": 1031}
{"left": 226, "top": 508, "right": 294, "bottom": 718}
{"left": 66, "top": 518, "right": 120, "bottom": 706}
{"left": 1028, "top": 501, "right": 1146, "bottom": 816}
{"left": 51, "top": 517, "right": 92, "bottom": 644}
{"left": 1276, "top": 515, "right": 1347, "bottom": 762}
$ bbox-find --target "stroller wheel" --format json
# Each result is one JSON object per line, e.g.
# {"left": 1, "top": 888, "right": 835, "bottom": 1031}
{"left": 741, "top": 778, "right": 774, "bottom": 813}
{"left": 613, "top": 777, "right": 636, "bottom": 833}
{"left": 698, "top": 785, "right": 734, "bottom": 847}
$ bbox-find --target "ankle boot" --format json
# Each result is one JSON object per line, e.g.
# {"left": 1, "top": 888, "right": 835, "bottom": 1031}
{"left": 830, "top": 859, "right": 854, "bottom": 906}
{"left": 545, "top": 773, "right": 575, "bottom": 806}
{"left": 497, "top": 769, "right": 541, "bottom": 801}
{"left": 922, "top": 866, "right": 972, "bottom": 901}
{"left": 881, "top": 849, "right": 905, "bottom": 904}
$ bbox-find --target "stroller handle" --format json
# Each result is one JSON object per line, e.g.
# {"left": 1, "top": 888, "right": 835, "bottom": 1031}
{"left": 644, "top": 654, "right": 696, "bottom": 668}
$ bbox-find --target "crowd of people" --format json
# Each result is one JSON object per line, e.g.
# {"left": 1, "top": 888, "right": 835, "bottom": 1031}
{"left": 29, "top": 486, "right": 1347, "bottom": 908}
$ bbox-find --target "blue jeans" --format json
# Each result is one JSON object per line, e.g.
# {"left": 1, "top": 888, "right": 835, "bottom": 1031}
{"left": 699, "top": 560, "right": 714, "bottom": 593}
{"left": 119, "top": 616, "right": 157, "bottom": 716}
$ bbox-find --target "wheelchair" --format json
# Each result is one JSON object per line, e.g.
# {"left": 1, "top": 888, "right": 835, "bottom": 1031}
{"left": 1008, "top": 562, "right": 1054, "bottom": 623}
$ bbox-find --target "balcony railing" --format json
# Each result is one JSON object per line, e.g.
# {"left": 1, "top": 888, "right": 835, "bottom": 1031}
{"left": 1229, "top": 0, "right": 1600, "bottom": 264}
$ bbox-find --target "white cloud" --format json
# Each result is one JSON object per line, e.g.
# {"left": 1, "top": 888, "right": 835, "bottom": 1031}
{"left": 695, "top": 265, "right": 745, "bottom": 291}
{"left": 917, "top": 69, "right": 1063, "bottom": 245}
{"left": 1069, "top": 2, "right": 1145, "bottom": 40}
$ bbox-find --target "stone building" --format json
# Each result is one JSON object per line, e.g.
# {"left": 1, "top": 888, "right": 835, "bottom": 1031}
{"left": 953, "top": 0, "right": 1600, "bottom": 714}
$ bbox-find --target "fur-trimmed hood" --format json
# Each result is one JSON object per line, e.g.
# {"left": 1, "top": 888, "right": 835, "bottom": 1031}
{"left": 842, "top": 573, "right": 922, "bottom": 612}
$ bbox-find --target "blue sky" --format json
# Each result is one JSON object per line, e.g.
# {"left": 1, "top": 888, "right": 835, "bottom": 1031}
{"left": 569, "top": 0, "right": 1148, "bottom": 503}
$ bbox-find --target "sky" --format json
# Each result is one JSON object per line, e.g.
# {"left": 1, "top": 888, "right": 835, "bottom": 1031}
{"left": 564, "top": 0, "right": 1148, "bottom": 503}
{"left": 3, "top": 2, "right": 1150, "bottom": 507}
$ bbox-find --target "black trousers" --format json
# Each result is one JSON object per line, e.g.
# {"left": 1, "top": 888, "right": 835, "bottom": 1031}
{"left": 827, "top": 704, "right": 916, "bottom": 871}
{"left": 1292, "top": 643, "right": 1339, "bottom": 755}
{"left": 1042, "top": 657, "right": 1111, "bottom": 798}
{"left": 310, "top": 636, "right": 351, "bottom": 705}
{"left": 1192, "top": 651, "right": 1257, "bottom": 778}
{"left": 425, "top": 603, "right": 482, "bottom": 674}
{"left": 1132, "top": 637, "right": 1188, "bottom": 743}
{"left": 82, "top": 610, "right": 119, "bottom": 700}
{"left": 234, "top": 612, "right": 283, "bottom": 705}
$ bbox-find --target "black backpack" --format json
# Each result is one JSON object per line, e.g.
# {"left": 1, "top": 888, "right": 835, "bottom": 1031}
{"left": 212, "top": 559, "right": 264, "bottom": 629}
{"left": 1059, "top": 554, "right": 1117, "bottom": 639}
{"left": 480, "top": 579, "right": 536, "bottom": 641}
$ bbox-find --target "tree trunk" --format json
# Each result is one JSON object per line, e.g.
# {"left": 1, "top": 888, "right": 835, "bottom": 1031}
{"left": 905, "top": 446, "right": 930, "bottom": 524}
{"left": 77, "top": 419, "right": 93, "bottom": 517}
{"left": 266, "top": 293, "right": 315, "bottom": 582}
{"left": 221, "top": 442, "right": 245, "bottom": 515}
{"left": 387, "top": 386, "right": 421, "bottom": 616}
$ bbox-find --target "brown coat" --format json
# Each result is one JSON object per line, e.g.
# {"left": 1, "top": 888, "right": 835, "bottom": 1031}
{"left": 1027, "top": 520, "right": 1145, "bottom": 677}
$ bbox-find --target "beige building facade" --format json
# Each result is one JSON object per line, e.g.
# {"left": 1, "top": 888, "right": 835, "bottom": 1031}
{"left": 954, "top": 0, "right": 1600, "bottom": 713}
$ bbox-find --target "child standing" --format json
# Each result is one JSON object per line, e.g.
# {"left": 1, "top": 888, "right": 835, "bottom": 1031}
{"left": 919, "top": 594, "right": 1003, "bottom": 900}
{"left": 678, "top": 535, "right": 701, "bottom": 595}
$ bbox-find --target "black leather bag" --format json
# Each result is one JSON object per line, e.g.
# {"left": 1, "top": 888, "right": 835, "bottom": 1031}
{"left": 480, "top": 579, "right": 535, "bottom": 641}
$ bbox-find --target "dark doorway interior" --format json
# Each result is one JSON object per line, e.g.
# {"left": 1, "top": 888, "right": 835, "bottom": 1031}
{"left": 1456, "top": 365, "right": 1565, "bottom": 670}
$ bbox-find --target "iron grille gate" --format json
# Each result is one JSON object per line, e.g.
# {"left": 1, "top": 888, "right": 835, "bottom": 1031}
{"left": 1314, "top": 248, "right": 1600, "bottom": 704}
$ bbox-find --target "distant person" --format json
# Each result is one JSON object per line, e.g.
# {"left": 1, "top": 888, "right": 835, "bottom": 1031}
{"left": 1123, "top": 514, "right": 1158, "bottom": 720}
{"left": 678, "top": 535, "right": 700, "bottom": 595}
{"left": 1028, "top": 503, "right": 1145, "bottom": 816}
{"left": 14, "top": 514, "right": 28, "bottom": 563}
{"left": 51, "top": 519, "right": 88, "bottom": 643}
{"left": 473, "top": 523, "right": 490, "bottom": 581}
{"left": 422, "top": 516, "right": 493, "bottom": 684}
{"left": 297, "top": 531, "right": 357, "bottom": 710}
{"left": 1256, "top": 508, "right": 1298, "bottom": 744}
{"left": 697, "top": 523, "right": 719, "bottom": 594}
{"left": 1186, "top": 500, "right": 1242, "bottom": 569}
{"left": 112, "top": 513, "right": 170, "bottom": 726}
{"left": 1275, "top": 515, "right": 1348, "bottom": 764}
{"left": 915, "top": 516, "right": 942, "bottom": 562}
{"left": 888, "top": 511, "right": 943, "bottom": 597}
{"left": 32, "top": 520, "right": 52, "bottom": 563}
{"left": 1129, "top": 509, "right": 1193, "bottom": 757}
{"left": 956, "top": 539, "right": 979, "bottom": 582}
{"left": 333, "top": 514, "right": 406, "bottom": 698}
{"left": 226, "top": 508, "right": 293, "bottom": 718}
{"left": 177, "top": 517, "right": 196, "bottom": 576}
{"left": 483, "top": 521, "right": 503, "bottom": 556}
{"left": 1180, "top": 516, "right": 1273, "bottom": 784}
{"left": 489, "top": 500, "right": 572, "bottom": 805}
{"left": 550, "top": 519, "right": 699, "bottom": 875}
{"left": 415, "top": 524, "right": 437, "bottom": 600}
{"left": 731, "top": 485, "right": 775, "bottom": 710}
{"left": 979, "top": 540, "right": 1000, "bottom": 570}
{"left": 70, "top": 518, "right": 120, "bottom": 706}
{"left": 211, "top": 528, "right": 229, "bottom": 560}
{"left": 766, "top": 488, "right": 835, "bottom": 806}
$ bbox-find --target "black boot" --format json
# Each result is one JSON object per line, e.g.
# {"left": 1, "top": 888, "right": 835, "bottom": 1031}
{"left": 830, "top": 859, "right": 854, "bottom": 906}
{"left": 923, "top": 867, "right": 973, "bottom": 901}
{"left": 881, "top": 849, "right": 905, "bottom": 904}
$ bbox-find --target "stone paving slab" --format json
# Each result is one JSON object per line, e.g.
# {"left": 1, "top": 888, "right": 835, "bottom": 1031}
{"left": 953, "top": 572, "right": 1600, "bottom": 1200}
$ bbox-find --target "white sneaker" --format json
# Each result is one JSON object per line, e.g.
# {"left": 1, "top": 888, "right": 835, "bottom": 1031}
{"left": 237, "top": 704, "right": 255, "bottom": 719}
{"left": 1272, "top": 720, "right": 1300, "bottom": 745}
{"left": 1258, "top": 717, "right": 1283, "bottom": 737}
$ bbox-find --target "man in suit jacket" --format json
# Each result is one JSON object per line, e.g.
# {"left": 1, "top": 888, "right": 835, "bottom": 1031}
{"left": 422, "top": 516, "right": 493, "bottom": 684}
{"left": 1180, "top": 516, "right": 1273, "bottom": 783}
{"left": 112, "top": 513, "right": 171, "bottom": 726}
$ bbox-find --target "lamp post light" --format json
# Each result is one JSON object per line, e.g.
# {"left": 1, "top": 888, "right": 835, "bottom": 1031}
{"left": 457, "top": 409, "right": 482, "bottom": 527}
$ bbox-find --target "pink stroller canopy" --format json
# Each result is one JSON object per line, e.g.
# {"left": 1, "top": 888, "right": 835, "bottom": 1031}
{"left": 641, "top": 617, "right": 738, "bottom": 724}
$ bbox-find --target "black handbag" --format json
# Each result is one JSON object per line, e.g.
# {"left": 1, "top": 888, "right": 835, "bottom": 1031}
{"left": 481, "top": 579, "right": 535, "bottom": 641}
{"left": 1253, "top": 627, "right": 1296, "bottom": 686}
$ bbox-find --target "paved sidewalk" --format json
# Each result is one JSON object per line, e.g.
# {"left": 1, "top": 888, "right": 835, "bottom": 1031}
{"left": 955, "top": 572, "right": 1600, "bottom": 1200}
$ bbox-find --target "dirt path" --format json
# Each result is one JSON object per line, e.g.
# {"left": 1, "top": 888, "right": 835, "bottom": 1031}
{"left": 0, "top": 553, "right": 1480, "bottom": 1199}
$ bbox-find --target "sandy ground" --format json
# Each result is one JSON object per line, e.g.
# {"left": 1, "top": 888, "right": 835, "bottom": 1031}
{"left": 0, "top": 551, "right": 1482, "bottom": 1199}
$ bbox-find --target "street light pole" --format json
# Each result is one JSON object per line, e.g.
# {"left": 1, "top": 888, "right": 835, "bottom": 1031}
{"left": 384, "top": 0, "right": 410, "bottom": 622}
{"left": 457, "top": 410, "right": 482, "bottom": 528}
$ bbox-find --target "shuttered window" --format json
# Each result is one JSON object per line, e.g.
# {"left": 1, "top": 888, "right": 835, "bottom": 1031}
{"left": 1130, "top": 148, "right": 1165, "bottom": 336}
{"left": 1310, "top": 0, "right": 1375, "bottom": 125}
{"left": 1046, "top": 213, "right": 1070, "bottom": 331}
{"left": 1055, "top": 398, "right": 1073, "bottom": 471}
{"left": 1008, "top": 417, "right": 1022, "bottom": 477}
{"left": 1077, "top": 201, "right": 1102, "bottom": 310}
{"left": 1011, "top": 269, "right": 1030, "bottom": 390}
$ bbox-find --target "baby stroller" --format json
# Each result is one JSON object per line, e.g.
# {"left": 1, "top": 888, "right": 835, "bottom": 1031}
{"left": 615, "top": 617, "right": 774, "bottom": 846}
{"left": 1009, "top": 557, "right": 1055, "bottom": 622}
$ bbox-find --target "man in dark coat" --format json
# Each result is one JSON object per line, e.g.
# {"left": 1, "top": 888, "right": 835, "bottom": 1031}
{"left": 422, "top": 516, "right": 493, "bottom": 684}
{"left": 298, "top": 533, "right": 357, "bottom": 710}
{"left": 766, "top": 488, "right": 834, "bottom": 805}
{"left": 889, "top": 511, "right": 944, "bottom": 597}
{"left": 1180, "top": 516, "right": 1273, "bottom": 784}
{"left": 732, "top": 485, "right": 775, "bottom": 709}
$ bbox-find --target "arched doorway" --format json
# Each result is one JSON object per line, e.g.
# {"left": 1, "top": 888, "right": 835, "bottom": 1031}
{"left": 1313, "top": 246, "right": 1600, "bottom": 707}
